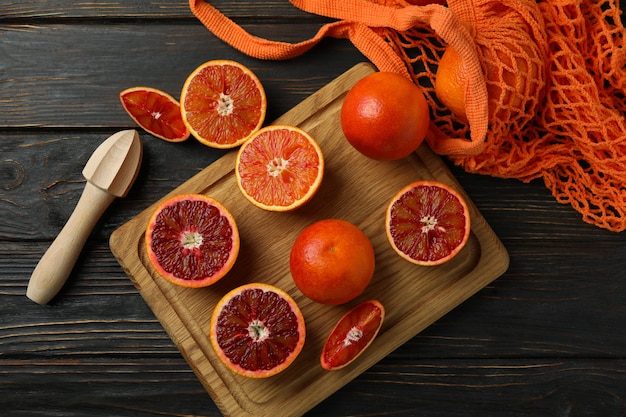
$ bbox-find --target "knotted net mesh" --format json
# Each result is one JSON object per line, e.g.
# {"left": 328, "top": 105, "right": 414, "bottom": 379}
{"left": 384, "top": 0, "right": 626, "bottom": 231}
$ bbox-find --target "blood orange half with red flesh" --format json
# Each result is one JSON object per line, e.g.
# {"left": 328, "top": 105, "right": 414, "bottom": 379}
{"left": 145, "top": 194, "right": 239, "bottom": 288}
{"left": 321, "top": 299, "right": 385, "bottom": 371}
{"left": 385, "top": 180, "right": 470, "bottom": 266}
{"left": 236, "top": 125, "right": 324, "bottom": 212}
{"left": 210, "top": 283, "right": 306, "bottom": 378}
{"left": 120, "top": 86, "right": 190, "bottom": 142}
{"left": 180, "top": 60, "right": 267, "bottom": 149}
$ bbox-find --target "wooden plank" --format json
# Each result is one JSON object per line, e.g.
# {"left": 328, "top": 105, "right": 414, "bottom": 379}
{"left": 1, "top": 358, "right": 625, "bottom": 417}
{"left": 0, "top": 23, "right": 364, "bottom": 128}
{"left": 4, "top": 238, "right": 625, "bottom": 358}
{"left": 0, "top": 0, "right": 317, "bottom": 20}
{"left": 0, "top": 358, "right": 220, "bottom": 417}
{"left": 0, "top": 131, "right": 225, "bottom": 239}
{"left": 0, "top": 132, "right": 620, "bottom": 241}
{"left": 312, "top": 359, "right": 626, "bottom": 416}
{"left": 3, "top": 2, "right": 626, "bottom": 416}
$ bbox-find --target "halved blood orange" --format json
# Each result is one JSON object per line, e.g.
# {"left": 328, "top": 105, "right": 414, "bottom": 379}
{"left": 210, "top": 283, "right": 306, "bottom": 378}
{"left": 145, "top": 193, "right": 239, "bottom": 288}
{"left": 320, "top": 299, "right": 385, "bottom": 371}
{"left": 385, "top": 180, "right": 471, "bottom": 266}
{"left": 180, "top": 60, "right": 267, "bottom": 148}
{"left": 235, "top": 125, "right": 324, "bottom": 211}
{"left": 119, "top": 86, "right": 190, "bottom": 142}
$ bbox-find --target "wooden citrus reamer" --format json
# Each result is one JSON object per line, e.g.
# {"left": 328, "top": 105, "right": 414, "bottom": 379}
{"left": 27, "top": 130, "right": 143, "bottom": 305}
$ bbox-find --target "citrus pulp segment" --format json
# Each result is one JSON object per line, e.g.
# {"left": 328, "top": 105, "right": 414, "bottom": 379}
{"left": 320, "top": 299, "right": 385, "bottom": 371}
{"left": 180, "top": 60, "right": 267, "bottom": 148}
{"left": 119, "top": 86, "right": 190, "bottom": 142}
{"left": 289, "top": 219, "right": 375, "bottom": 305}
{"left": 145, "top": 193, "right": 239, "bottom": 288}
{"left": 385, "top": 180, "right": 471, "bottom": 266}
{"left": 235, "top": 125, "right": 324, "bottom": 211}
{"left": 209, "top": 283, "right": 306, "bottom": 378}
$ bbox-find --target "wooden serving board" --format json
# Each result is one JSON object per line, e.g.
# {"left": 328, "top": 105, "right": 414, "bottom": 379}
{"left": 110, "top": 62, "right": 509, "bottom": 417}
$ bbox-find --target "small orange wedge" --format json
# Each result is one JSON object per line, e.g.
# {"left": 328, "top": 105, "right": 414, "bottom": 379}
{"left": 119, "top": 86, "right": 190, "bottom": 142}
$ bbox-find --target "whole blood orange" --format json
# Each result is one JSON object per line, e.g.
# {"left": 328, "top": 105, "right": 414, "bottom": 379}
{"left": 434, "top": 46, "right": 469, "bottom": 122}
{"left": 145, "top": 194, "right": 239, "bottom": 288}
{"left": 290, "top": 219, "right": 375, "bottom": 305}
{"left": 385, "top": 180, "right": 470, "bottom": 266}
{"left": 210, "top": 283, "right": 306, "bottom": 378}
{"left": 235, "top": 125, "right": 324, "bottom": 212}
{"left": 435, "top": 44, "right": 540, "bottom": 123}
{"left": 180, "top": 60, "right": 267, "bottom": 148}
{"left": 120, "top": 86, "right": 190, "bottom": 142}
{"left": 340, "top": 72, "right": 430, "bottom": 160}
{"left": 320, "top": 299, "right": 385, "bottom": 371}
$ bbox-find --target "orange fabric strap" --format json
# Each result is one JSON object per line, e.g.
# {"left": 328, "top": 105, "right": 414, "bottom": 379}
{"left": 188, "top": 0, "right": 407, "bottom": 74}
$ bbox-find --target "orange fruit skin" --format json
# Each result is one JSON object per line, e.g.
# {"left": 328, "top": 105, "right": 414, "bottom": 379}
{"left": 209, "top": 282, "right": 306, "bottom": 378}
{"left": 435, "top": 44, "right": 540, "bottom": 123}
{"left": 320, "top": 299, "right": 385, "bottom": 371}
{"left": 180, "top": 60, "right": 267, "bottom": 149}
{"left": 385, "top": 180, "right": 470, "bottom": 266}
{"left": 145, "top": 193, "right": 240, "bottom": 288}
{"left": 434, "top": 47, "right": 469, "bottom": 122}
{"left": 119, "top": 86, "right": 190, "bottom": 142}
{"left": 289, "top": 219, "right": 375, "bottom": 305}
{"left": 235, "top": 125, "right": 324, "bottom": 212}
{"left": 340, "top": 72, "right": 430, "bottom": 161}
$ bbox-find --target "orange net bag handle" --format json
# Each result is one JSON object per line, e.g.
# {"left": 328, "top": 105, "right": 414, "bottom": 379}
{"left": 188, "top": 0, "right": 489, "bottom": 156}
{"left": 188, "top": 0, "right": 407, "bottom": 74}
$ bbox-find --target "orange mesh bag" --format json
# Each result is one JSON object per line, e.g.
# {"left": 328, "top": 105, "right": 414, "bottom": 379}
{"left": 189, "top": 0, "right": 626, "bottom": 232}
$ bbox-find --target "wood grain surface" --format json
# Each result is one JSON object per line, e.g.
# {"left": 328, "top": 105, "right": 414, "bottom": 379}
{"left": 2, "top": 1, "right": 626, "bottom": 416}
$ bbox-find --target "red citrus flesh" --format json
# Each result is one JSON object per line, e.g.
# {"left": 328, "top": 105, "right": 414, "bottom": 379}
{"left": 210, "top": 283, "right": 306, "bottom": 378}
{"left": 236, "top": 125, "right": 324, "bottom": 211}
{"left": 180, "top": 60, "right": 267, "bottom": 148}
{"left": 321, "top": 299, "right": 385, "bottom": 371}
{"left": 385, "top": 180, "right": 471, "bottom": 266}
{"left": 119, "top": 86, "right": 190, "bottom": 142}
{"left": 145, "top": 194, "right": 239, "bottom": 288}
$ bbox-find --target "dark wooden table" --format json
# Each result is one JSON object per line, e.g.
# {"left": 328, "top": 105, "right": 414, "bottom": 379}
{"left": 2, "top": 1, "right": 626, "bottom": 416}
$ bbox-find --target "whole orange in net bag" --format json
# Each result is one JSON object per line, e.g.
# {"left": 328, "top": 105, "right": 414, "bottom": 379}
{"left": 190, "top": 0, "right": 626, "bottom": 232}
